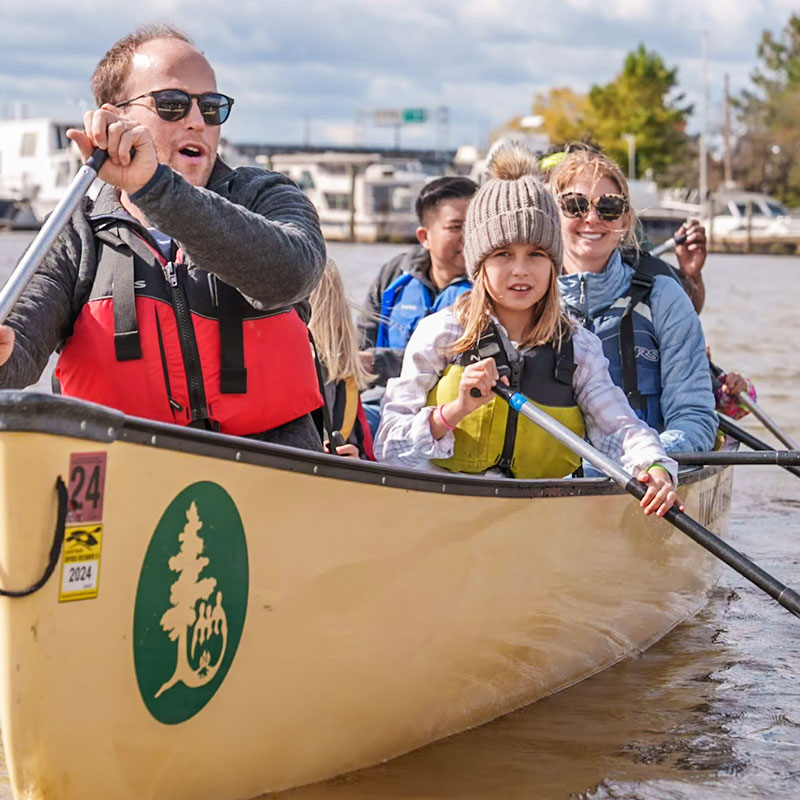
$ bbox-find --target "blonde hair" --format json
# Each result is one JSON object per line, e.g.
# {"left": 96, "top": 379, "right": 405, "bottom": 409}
{"left": 309, "top": 259, "right": 374, "bottom": 389}
{"left": 549, "top": 145, "right": 641, "bottom": 249}
{"left": 450, "top": 268, "right": 572, "bottom": 355}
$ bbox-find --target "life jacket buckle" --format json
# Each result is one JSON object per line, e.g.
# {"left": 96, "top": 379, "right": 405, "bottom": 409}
{"left": 630, "top": 272, "right": 654, "bottom": 291}
{"left": 554, "top": 355, "right": 576, "bottom": 385}
{"left": 626, "top": 389, "right": 644, "bottom": 410}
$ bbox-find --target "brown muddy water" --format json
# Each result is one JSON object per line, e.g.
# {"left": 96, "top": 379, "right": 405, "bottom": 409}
{"left": 1, "top": 233, "right": 799, "bottom": 799}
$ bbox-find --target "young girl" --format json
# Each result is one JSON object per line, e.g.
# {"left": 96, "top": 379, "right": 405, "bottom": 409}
{"left": 374, "top": 144, "right": 682, "bottom": 517}
{"left": 309, "top": 258, "right": 375, "bottom": 460}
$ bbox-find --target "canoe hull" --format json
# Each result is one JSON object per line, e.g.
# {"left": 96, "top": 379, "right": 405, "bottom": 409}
{"left": 0, "top": 394, "right": 733, "bottom": 799}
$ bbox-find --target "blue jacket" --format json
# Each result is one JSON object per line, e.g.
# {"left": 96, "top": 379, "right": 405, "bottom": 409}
{"left": 558, "top": 249, "right": 717, "bottom": 453}
{"left": 376, "top": 272, "right": 471, "bottom": 349}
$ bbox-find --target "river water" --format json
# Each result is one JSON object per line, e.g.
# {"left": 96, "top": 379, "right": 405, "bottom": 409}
{"left": 1, "top": 233, "right": 798, "bottom": 799}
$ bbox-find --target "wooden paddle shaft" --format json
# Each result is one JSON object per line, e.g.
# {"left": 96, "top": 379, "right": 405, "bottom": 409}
{"left": 0, "top": 148, "right": 107, "bottom": 324}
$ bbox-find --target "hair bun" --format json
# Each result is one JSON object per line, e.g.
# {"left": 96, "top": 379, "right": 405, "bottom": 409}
{"left": 486, "top": 141, "right": 539, "bottom": 181}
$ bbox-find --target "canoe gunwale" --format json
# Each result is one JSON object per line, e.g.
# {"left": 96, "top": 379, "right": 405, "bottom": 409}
{"left": 0, "top": 391, "right": 722, "bottom": 498}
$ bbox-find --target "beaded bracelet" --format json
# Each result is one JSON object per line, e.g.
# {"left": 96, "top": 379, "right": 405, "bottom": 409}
{"left": 437, "top": 404, "right": 456, "bottom": 431}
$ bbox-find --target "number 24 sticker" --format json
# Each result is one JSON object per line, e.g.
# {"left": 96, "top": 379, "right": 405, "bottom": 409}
{"left": 67, "top": 452, "right": 107, "bottom": 524}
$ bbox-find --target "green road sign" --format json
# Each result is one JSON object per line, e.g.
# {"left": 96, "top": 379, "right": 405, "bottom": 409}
{"left": 403, "top": 108, "right": 427, "bottom": 123}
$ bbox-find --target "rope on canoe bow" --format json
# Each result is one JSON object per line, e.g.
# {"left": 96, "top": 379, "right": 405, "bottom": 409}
{"left": 0, "top": 477, "right": 66, "bottom": 598}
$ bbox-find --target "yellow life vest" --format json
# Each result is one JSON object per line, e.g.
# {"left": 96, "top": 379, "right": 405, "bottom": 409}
{"left": 427, "top": 324, "right": 586, "bottom": 479}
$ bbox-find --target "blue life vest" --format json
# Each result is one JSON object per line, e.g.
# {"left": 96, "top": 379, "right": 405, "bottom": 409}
{"left": 589, "top": 273, "right": 663, "bottom": 431}
{"left": 576, "top": 252, "right": 680, "bottom": 433}
{"left": 375, "top": 273, "right": 471, "bottom": 349}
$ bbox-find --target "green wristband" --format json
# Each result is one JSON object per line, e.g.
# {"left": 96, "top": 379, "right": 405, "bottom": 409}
{"left": 647, "top": 463, "right": 671, "bottom": 480}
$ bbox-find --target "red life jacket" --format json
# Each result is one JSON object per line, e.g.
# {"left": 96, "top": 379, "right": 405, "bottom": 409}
{"left": 55, "top": 217, "right": 322, "bottom": 435}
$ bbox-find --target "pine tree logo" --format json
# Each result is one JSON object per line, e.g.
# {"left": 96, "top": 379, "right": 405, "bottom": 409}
{"left": 155, "top": 501, "right": 229, "bottom": 697}
{"left": 133, "top": 482, "right": 248, "bottom": 725}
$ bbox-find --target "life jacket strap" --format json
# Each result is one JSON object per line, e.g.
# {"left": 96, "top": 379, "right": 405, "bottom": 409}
{"left": 619, "top": 269, "right": 654, "bottom": 410}
{"left": 308, "top": 330, "right": 340, "bottom": 449}
{"left": 94, "top": 228, "right": 143, "bottom": 361}
{"left": 217, "top": 280, "right": 248, "bottom": 394}
{"left": 555, "top": 337, "right": 577, "bottom": 385}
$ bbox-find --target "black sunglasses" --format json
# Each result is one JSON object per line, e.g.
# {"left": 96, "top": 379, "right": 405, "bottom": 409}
{"left": 116, "top": 89, "right": 234, "bottom": 125}
{"left": 558, "top": 192, "right": 629, "bottom": 222}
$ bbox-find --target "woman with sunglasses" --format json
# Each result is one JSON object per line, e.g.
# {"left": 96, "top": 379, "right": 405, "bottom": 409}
{"left": 551, "top": 148, "right": 717, "bottom": 455}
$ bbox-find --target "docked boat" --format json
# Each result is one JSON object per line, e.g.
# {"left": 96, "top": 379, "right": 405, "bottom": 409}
{"left": 0, "top": 391, "right": 733, "bottom": 800}
{"left": 268, "top": 151, "right": 429, "bottom": 242}
{"left": 661, "top": 189, "right": 800, "bottom": 253}
{"left": 0, "top": 118, "right": 82, "bottom": 225}
{"left": 0, "top": 193, "right": 39, "bottom": 231}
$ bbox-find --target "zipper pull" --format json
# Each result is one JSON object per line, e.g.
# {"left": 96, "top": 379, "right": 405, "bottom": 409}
{"left": 579, "top": 274, "right": 586, "bottom": 306}
{"left": 164, "top": 261, "right": 178, "bottom": 287}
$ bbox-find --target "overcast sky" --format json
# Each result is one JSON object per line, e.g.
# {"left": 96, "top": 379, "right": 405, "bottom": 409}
{"left": 1, "top": 0, "right": 796, "bottom": 151}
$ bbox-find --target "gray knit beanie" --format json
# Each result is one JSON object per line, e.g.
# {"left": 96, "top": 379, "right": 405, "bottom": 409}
{"left": 463, "top": 142, "right": 563, "bottom": 281}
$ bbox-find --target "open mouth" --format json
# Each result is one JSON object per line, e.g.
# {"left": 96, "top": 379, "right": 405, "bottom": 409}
{"left": 179, "top": 145, "right": 204, "bottom": 158}
{"left": 578, "top": 232, "right": 604, "bottom": 241}
{"left": 510, "top": 285, "right": 532, "bottom": 292}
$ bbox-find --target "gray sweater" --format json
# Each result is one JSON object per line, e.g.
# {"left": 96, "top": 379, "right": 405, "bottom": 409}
{"left": 1, "top": 158, "right": 326, "bottom": 389}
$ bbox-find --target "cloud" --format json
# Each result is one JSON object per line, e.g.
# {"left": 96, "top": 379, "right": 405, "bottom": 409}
{"left": 1, "top": 0, "right": 797, "bottom": 148}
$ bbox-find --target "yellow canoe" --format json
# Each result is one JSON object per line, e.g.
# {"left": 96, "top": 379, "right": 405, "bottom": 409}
{"left": 0, "top": 392, "right": 733, "bottom": 800}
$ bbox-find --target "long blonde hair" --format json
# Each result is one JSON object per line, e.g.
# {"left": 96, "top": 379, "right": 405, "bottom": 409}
{"left": 450, "top": 268, "right": 572, "bottom": 354}
{"left": 309, "top": 258, "right": 374, "bottom": 388}
{"left": 549, "top": 145, "right": 641, "bottom": 250}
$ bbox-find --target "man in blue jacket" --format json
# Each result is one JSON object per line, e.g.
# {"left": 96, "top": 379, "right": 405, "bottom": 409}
{"left": 357, "top": 176, "right": 477, "bottom": 431}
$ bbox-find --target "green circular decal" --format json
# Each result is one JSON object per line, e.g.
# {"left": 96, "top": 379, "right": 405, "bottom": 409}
{"left": 133, "top": 481, "right": 248, "bottom": 724}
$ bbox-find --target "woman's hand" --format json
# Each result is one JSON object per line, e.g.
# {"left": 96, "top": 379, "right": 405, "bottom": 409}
{"left": 637, "top": 466, "right": 684, "bottom": 517}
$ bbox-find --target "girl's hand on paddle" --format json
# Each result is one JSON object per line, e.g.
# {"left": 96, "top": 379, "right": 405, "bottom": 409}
{"left": 429, "top": 358, "right": 508, "bottom": 439}
{"left": 0, "top": 325, "right": 15, "bottom": 367}
{"left": 67, "top": 107, "right": 159, "bottom": 195}
{"left": 458, "top": 357, "right": 506, "bottom": 414}
{"left": 637, "top": 466, "right": 684, "bottom": 517}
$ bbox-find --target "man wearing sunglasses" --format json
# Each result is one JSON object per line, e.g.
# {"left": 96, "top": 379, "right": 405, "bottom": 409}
{"left": 0, "top": 25, "right": 327, "bottom": 448}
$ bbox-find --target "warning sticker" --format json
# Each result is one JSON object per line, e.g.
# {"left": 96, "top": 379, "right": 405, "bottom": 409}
{"left": 59, "top": 523, "right": 103, "bottom": 602}
{"left": 67, "top": 452, "right": 107, "bottom": 524}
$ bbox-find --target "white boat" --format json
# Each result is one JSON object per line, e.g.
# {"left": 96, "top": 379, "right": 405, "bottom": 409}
{"left": 661, "top": 189, "right": 800, "bottom": 252}
{"left": 0, "top": 119, "right": 83, "bottom": 225}
{"left": 707, "top": 191, "right": 800, "bottom": 251}
{"left": 268, "top": 151, "right": 429, "bottom": 242}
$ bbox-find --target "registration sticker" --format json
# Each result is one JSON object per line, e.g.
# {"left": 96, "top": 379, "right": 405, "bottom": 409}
{"left": 59, "top": 523, "right": 103, "bottom": 602}
{"left": 66, "top": 452, "right": 107, "bottom": 524}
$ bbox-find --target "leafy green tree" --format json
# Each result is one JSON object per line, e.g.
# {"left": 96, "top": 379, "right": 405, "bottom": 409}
{"left": 582, "top": 45, "right": 692, "bottom": 180}
{"left": 735, "top": 13, "right": 800, "bottom": 205}
{"left": 531, "top": 87, "right": 589, "bottom": 144}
